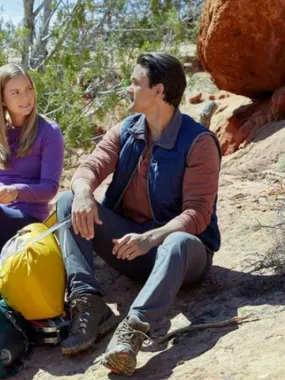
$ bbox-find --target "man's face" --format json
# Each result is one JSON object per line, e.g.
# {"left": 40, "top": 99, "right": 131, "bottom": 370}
{"left": 127, "top": 64, "right": 158, "bottom": 114}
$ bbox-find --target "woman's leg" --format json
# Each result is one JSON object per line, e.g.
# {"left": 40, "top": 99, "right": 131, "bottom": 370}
{"left": 0, "top": 205, "right": 38, "bottom": 251}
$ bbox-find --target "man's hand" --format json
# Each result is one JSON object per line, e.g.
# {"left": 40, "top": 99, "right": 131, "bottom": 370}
{"left": 112, "top": 233, "right": 153, "bottom": 261}
{"left": 72, "top": 192, "right": 102, "bottom": 240}
{"left": 0, "top": 185, "right": 18, "bottom": 204}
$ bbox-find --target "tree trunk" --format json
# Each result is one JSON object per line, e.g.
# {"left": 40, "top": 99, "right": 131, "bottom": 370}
{"left": 31, "top": 0, "right": 52, "bottom": 69}
{"left": 22, "top": 0, "right": 35, "bottom": 68}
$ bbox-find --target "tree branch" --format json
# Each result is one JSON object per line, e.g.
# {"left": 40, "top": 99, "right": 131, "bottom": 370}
{"left": 156, "top": 313, "right": 255, "bottom": 345}
{"left": 40, "top": 0, "right": 63, "bottom": 38}
{"left": 76, "top": 0, "right": 117, "bottom": 51}
{"left": 33, "top": 0, "right": 45, "bottom": 18}
{"left": 33, "top": 0, "right": 83, "bottom": 71}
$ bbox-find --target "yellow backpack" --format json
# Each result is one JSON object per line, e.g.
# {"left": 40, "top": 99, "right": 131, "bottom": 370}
{"left": 0, "top": 214, "right": 69, "bottom": 320}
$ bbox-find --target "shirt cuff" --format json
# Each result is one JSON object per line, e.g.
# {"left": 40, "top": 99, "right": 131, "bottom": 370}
{"left": 70, "top": 177, "right": 98, "bottom": 193}
{"left": 14, "top": 184, "right": 30, "bottom": 202}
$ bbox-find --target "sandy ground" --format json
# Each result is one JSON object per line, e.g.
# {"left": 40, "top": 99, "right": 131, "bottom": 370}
{"left": 11, "top": 91, "right": 285, "bottom": 380}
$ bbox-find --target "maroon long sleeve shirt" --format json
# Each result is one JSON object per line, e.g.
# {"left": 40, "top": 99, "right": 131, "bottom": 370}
{"left": 72, "top": 113, "right": 220, "bottom": 235}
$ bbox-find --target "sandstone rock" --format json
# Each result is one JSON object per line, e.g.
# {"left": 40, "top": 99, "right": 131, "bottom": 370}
{"left": 183, "top": 56, "right": 203, "bottom": 74}
{"left": 199, "top": 101, "right": 218, "bottom": 128}
{"left": 189, "top": 92, "right": 203, "bottom": 104}
{"left": 198, "top": 0, "right": 285, "bottom": 97}
{"left": 270, "top": 86, "right": 285, "bottom": 120}
{"left": 203, "top": 91, "right": 231, "bottom": 101}
{"left": 208, "top": 87, "right": 285, "bottom": 155}
{"left": 187, "top": 72, "right": 219, "bottom": 98}
{"left": 218, "top": 93, "right": 230, "bottom": 100}
{"left": 209, "top": 95, "right": 271, "bottom": 155}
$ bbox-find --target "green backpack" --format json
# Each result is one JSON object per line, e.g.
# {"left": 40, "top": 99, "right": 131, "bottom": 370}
{"left": 0, "top": 299, "right": 30, "bottom": 378}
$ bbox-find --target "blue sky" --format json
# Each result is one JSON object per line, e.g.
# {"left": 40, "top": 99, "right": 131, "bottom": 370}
{"left": 0, "top": 0, "right": 42, "bottom": 25}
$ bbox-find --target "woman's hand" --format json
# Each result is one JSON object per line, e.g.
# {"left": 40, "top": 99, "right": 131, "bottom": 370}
{"left": 0, "top": 185, "right": 19, "bottom": 204}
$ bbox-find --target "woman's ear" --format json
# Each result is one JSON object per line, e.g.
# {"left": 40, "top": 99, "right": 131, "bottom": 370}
{"left": 4, "top": 109, "right": 11, "bottom": 123}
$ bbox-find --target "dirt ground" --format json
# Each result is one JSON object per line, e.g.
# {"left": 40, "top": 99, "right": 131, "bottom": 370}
{"left": 12, "top": 98, "right": 285, "bottom": 380}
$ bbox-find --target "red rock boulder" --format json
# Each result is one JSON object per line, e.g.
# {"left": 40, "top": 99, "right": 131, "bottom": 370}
{"left": 270, "top": 86, "right": 285, "bottom": 120}
{"left": 198, "top": 0, "right": 285, "bottom": 97}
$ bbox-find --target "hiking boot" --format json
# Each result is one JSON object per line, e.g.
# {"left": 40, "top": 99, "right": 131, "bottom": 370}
{"left": 61, "top": 293, "right": 118, "bottom": 355}
{"left": 101, "top": 314, "right": 150, "bottom": 376}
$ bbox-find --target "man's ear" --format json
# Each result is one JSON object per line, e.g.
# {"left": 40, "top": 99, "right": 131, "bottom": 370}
{"left": 155, "top": 83, "right": 164, "bottom": 97}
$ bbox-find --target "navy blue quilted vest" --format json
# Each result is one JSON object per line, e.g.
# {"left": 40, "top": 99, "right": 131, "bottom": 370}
{"left": 102, "top": 113, "right": 221, "bottom": 252}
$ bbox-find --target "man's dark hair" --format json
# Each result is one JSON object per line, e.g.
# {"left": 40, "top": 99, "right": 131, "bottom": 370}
{"left": 136, "top": 52, "right": 187, "bottom": 107}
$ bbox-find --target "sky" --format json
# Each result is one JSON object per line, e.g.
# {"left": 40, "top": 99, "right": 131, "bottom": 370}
{"left": 0, "top": 0, "right": 42, "bottom": 25}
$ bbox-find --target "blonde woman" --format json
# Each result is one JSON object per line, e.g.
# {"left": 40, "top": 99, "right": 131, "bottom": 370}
{"left": 0, "top": 63, "right": 64, "bottom": 250}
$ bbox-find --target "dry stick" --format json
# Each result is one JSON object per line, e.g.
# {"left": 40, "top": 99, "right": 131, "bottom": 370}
{"left": 255, "top": 218, "right": 285, "bottom": 230}
{"left": 156, "top": 313, "right": 255, "bottom": 345}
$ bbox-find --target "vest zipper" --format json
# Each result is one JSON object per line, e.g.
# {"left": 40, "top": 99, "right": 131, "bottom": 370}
{"left": 146, "top": 145, "right": 160, "bottom": 224}
{"left": 113, "top": 143, "right": 147, "bottom": 211}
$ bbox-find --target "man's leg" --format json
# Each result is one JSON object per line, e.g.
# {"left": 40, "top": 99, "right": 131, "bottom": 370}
{"left": 56, "top": 191, "right": 157, "bottom": 354}
{"left": 56, "top": 191, "right": 101, "bottom": 297}
{"left": 129, "top": 232, "right": 212, "bottom": 324}
{"left": 102, "top": 232, "right": 212, "bottom": 376}
{"left": 92, "top": 206, "right": 158, "bottom": 282}
{"left": 57, "top": 191, "right": 157, "bottom": 296}
{"left": 0, "top": 206, "right": 38, "bottom": 251}
{"left": 57, "top": 191, "right": 118, "bottom": 354}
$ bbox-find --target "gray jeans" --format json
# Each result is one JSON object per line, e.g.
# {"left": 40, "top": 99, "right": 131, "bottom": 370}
{"left": 56, "top": 191, "right": 212, "bottom": 325}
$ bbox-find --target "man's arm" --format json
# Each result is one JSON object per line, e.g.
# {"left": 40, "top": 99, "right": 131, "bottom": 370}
{"left": 171, "top": 133, "right": 221, "bottom": 235}
{"left": 70, "top": 123, "right": 121, "bottom": 239}
{"left": 113, "top": 134, "right": 221, "bottom": 260}
{"left": 71, "top": 123, "right": 122, "bottom": 194}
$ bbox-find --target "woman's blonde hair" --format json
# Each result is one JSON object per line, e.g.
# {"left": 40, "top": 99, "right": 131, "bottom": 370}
{"left": 0, "top": 63, "right": 38, "bottom": 169}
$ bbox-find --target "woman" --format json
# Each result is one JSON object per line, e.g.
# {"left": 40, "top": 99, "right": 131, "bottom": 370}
{"left": 0, "top": 63, "right": 64, "bottom": 250}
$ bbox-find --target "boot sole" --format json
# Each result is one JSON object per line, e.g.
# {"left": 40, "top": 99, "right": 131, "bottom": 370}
{"left": 61, "top": 313, "right": 119, "bottom": 355}
{"left": 101, "top": 349, "right": 136, "bottom": 376}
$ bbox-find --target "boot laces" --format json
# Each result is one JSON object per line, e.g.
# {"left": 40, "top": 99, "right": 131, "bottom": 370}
{"left": 70, "top": 296, "right": 91, "bottom": 335}
{"left": 116, "top": 320, "right": 152, "bottom": 348}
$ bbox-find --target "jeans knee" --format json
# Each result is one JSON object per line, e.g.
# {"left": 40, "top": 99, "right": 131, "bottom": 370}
{"left": 162, "top": 232, "right": 198, "bottom": 257}
{"left": 57, "top": 191, "right": 73, "bottom": 218}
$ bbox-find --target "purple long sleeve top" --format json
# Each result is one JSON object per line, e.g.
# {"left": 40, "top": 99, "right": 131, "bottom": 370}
{"left": 0, "top": 115, "right": 64, "bottom": 222}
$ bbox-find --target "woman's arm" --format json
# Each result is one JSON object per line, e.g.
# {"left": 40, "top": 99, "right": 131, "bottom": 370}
{"left": 15, "top": 124, "right": 64, "bottom": 203}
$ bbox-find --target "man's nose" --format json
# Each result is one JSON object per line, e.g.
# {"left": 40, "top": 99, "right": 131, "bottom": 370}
{"left": 127, "top": 84, "right": 134, "bottom": 94}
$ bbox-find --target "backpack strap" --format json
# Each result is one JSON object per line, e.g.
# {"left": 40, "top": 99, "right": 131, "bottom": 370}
{"left": 0, "top": 216, "right": 71, "bottom": 265}
{"left": 27, "top": 215, "right": 71, "bottom": 246}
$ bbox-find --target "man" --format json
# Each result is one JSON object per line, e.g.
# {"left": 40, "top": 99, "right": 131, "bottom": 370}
{"left": 56, "top": 52, "right": 221, "bottom": 376}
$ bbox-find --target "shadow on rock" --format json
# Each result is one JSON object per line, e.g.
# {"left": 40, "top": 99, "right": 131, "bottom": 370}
{"left": 18, "top": 265, "right": 285, "bottom": 379}
{"left": 113, "top": 265, "right": 285, "bottom": 380}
